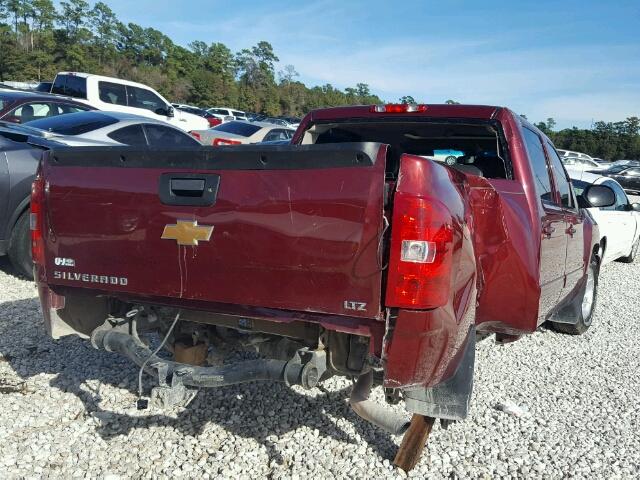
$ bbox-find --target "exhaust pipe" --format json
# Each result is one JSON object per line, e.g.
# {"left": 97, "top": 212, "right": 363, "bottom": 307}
{"left": 91, "top": 329, "right": 306, "bottom": 388}
{"left": 349, "top": 370, "right": 411, "bottom": 435}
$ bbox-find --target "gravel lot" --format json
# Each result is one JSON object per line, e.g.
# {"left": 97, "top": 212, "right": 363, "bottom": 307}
{"left": 1, "top": 220, "right": 639, "bottom": 478}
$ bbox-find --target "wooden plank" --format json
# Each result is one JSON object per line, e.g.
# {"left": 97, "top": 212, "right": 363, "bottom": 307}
{"left": 393, "top": 414, "right": 436, "bottom": 472}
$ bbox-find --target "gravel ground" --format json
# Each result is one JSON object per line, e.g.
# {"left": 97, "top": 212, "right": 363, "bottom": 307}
{"left": 1, "top": 224, "right": 640, "bottom": 478}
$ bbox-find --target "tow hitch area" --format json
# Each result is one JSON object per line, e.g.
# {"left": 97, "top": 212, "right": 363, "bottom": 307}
{"left": 90, "top": 327, "right": 328, "bottom": 409}
{"left": 88, "top": 312, "right": 434, "bottom": 472}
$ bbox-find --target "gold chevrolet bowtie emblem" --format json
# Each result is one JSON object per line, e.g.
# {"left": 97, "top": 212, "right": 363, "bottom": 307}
{"left": 161, "top": 220, "right": 213, "bottom": 246}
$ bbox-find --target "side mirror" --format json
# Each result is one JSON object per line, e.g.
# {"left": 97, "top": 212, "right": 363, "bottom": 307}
{"left": 156, "top": 106, "right": 175, "bottom": 117}
{"left": 583, "top": 184, "right": 616, "bottom": 208}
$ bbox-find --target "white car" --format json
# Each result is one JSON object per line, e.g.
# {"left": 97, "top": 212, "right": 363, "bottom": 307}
{"left": 23, "top": 111, "right": 202, "bottom": 147}
{"left": 569, "top": 171, "right": 640, "bottom": 265}
{"left": 50, "top": 72, "right": 208, "bottom": 132}
{"left": 557, "top": 149, "right": 593, "bottom": 161}
{"left": 191, "top": 121, "right": 295, "bottom": 146}
{"left": 207, "top": 107, "right": 248, "bottom": 121}
{"left": 562, "top": 156, "right": 605, "bottom": 172}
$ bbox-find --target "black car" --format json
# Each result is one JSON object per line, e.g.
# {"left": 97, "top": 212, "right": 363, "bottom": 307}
{"left": 596, "top": 164, "right": 640, "bottom": 194}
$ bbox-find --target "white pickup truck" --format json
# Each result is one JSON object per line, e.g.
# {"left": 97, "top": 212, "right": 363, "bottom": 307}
{"left": 50, "top": 72, "right": 208, "bottom": 132}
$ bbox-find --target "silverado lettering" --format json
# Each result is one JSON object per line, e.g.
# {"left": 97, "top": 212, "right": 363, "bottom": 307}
{"left": 53, "top": 271, "right": 128, "bottom": 286}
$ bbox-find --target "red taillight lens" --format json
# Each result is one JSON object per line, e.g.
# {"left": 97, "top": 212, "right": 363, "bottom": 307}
{"left": 207, "top": 117, "right": 222, "bottom": 127}
{"left": 31, "top": 172, "right": 45, "bottom": 267}
{"left": 370, "top": 104, "right": 428, "bottom": 113}
{"left": 385, "top": 194, "right": 454, "bottom": 309}
{"left": 213, "top": 138, "right": 242, "bottom": 146}
{"left": 190, "top": 131, "right": 201, "bottom": 141}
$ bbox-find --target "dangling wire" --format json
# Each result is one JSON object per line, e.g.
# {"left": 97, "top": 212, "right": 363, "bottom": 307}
{"left": 137, "top": 310, "right": 181, "bottom": 399}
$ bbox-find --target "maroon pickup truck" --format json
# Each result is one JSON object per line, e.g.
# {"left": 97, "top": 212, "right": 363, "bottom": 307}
{"left": 33, "top": 104, "right": 616, "bottom": 468}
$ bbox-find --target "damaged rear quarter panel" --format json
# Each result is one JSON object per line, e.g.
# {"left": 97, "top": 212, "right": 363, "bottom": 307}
{"left": 384, "top": 153, "right": 542, "bottom": 389}
{"left": 384, "top": 155, "right": 477, "bottom": 388}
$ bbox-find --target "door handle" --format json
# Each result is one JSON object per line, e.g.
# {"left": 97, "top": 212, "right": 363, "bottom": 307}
{"left": 542, "top": 225, "right": 555, "bottom": 237}
{"left": 170, "top": 178, "right": 205, "bottom": 197}
{"left": 159, "top": 173, "right": 220, "bottom": 206}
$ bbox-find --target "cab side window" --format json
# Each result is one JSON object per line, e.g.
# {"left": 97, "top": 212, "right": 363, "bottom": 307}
{"left": 523, "top": 127, "right": 554, "bottom": 206}
{"left": 545, "top": 142, "right": 573, "bottom": 209}
{"left": 98, "top": 81, "right": 127, "bottom": 106}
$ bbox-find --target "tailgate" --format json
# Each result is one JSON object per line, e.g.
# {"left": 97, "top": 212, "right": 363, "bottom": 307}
{"left": 42, "top": 143, "right": 388, "bottom": 319}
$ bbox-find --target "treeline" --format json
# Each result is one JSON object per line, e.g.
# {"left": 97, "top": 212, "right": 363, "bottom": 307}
{"left": 0, "top": 0, "right": 382, "bottom": 115}
{"left": 535, "top": 117, "right": 640, "bottom": 161}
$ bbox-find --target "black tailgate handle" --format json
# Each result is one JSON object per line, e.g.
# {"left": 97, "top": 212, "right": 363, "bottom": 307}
{"left": 159, "top": 173, "right": 220, "bottom": 206}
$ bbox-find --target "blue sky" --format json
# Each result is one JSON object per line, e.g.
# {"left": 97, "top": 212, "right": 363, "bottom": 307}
{"left": 103, "top": 0, "right": 639, "bottom": 128}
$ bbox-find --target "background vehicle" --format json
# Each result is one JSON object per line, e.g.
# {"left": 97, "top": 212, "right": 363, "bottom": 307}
{"left": 0, "top": 111, "right": 200, "bottom": 278}
{"left": 207, "top": 107, "right": 248, "bottom": 121}
{"left": 34, "top": 82, "right": 53, "bottom": 93}
{"left": 561, "top": 155, "right": 605, "bottom": 172}
{"left": 50, "top": 72, "right": 208, "bottom": 132}
{"left": 557, "top": 149, "right": 594, "bottom": 160}
{"left": 611, "top": 159, "right": 640, "bottom": 168}
{"left": 597, "top": 165, "right": 640, "bottom": 194}
{"left": 33, "top": 103, "right": 613, "bottom": 468}
{"left": 570, "top": 172, "right": 640, "bottom": 264}
{"left": 171, "top": 104, "right": 222, "bottom": 127}
{"left": 276, "top": 116, "right": 302, "bottom": 129}
{"left": 0, "top": 90, "right": 92, "bottom": 123}
{"left": 249, "top": 114, "right": 291, "bottom": 127}
{"left": 191, "top": 120, "right": 295, "bottom": 145}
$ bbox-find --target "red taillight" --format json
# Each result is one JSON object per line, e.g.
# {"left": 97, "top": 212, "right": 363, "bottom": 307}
{"left": 385, "top": 194, "right": 454, "bottom": 309}
{"left": 370, "top": 104, "right": 428, "bottom": 113}
{"left": 31, "top": 172, "right": 45, "bottom": 267}
{"left": 213, "top": 138, "right": 242, "bottom": 146}
{"left": 207, "top": 117, "right": 222, "bottom": 127}
{"left": 190, "top": 131, "right": 201, "bottom": 141}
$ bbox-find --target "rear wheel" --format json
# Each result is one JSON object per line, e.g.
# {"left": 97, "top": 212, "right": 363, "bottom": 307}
{"left": 552, "top": 257, "right": 598, "bottom": 335}
{"left": 617, "top": 237, "right": 639, "bottom": 263}
{"left": 7, "top": 211, "right": 33, "bottom": 279}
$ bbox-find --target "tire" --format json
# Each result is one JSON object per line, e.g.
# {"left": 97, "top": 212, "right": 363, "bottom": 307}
{"left": 552, "top": 257, "right": 599, "bottom": 335}
{"left": 7, "top": 211, "right": 33, "bottom": 279}
{"left": 617, "top": 237, "right": 639, "bottom": 264}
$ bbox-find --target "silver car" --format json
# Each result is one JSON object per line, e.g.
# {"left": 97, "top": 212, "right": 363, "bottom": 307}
{"left": 192, "top": 120, "right": 295, "bottom": 146}
{"left": 24, "top": 110, "right": 202, "bottom": 147}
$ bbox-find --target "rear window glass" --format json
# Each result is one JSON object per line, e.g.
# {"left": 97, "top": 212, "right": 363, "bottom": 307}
{"left": 231, "top": 111, "right": 245, "bottom": 117}
{"left": 212, "top": 121, "right": 261, "bottom": 137}
{"left": 25, "top": 112, "right": 118, "bottom": 135}
{"left": 50, "top": 75, "right": 87, "bottom": 99}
